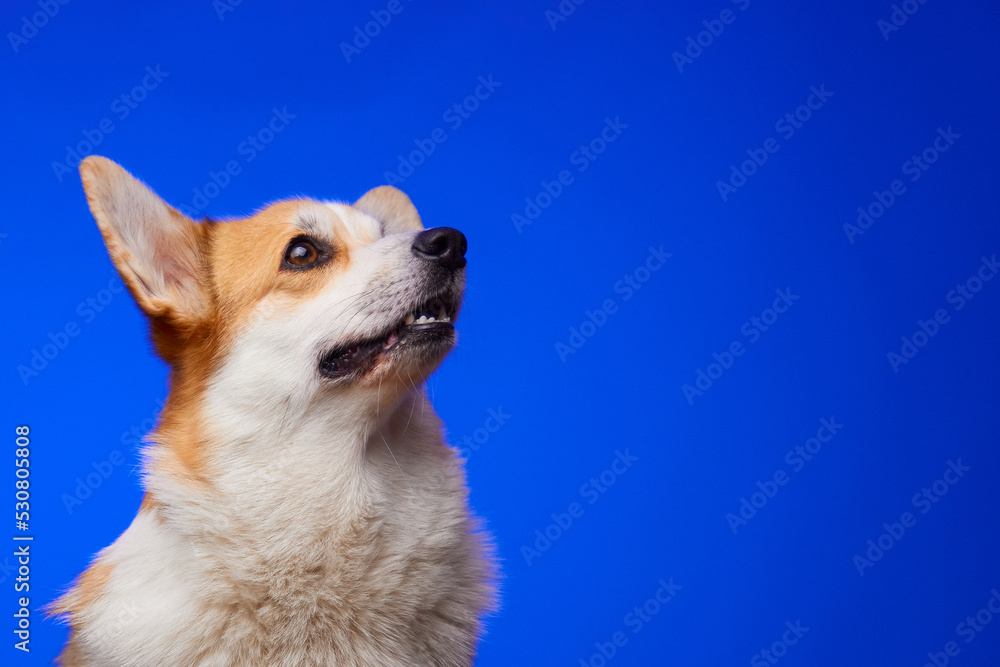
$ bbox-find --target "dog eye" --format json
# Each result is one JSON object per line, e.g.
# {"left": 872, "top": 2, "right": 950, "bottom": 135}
{"left": 283, "top": 238, "right": 321, "bottom": 269}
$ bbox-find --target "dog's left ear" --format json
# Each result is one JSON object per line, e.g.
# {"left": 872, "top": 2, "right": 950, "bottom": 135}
{"left": 353, "top": 185, "right": 423, "bottom": 233}
{"left": 79, "top": 156, "right": 208, "bottom": 330}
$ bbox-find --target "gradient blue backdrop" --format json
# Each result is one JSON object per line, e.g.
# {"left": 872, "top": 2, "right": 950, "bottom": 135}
{"left": 3, "top": 0, "right": 1000, "bottom": 664}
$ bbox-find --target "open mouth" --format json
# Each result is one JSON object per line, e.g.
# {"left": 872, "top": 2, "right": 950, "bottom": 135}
{"left": 319, "top": 294, "right": 458, "bottom": 380}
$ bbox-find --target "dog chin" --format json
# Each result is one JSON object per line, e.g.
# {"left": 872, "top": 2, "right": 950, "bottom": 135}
{"left": 376, "top": 322, "right": 457, "bottom": 382}
{"left": 318, "top": 295, "right": 459, "bottom": 385}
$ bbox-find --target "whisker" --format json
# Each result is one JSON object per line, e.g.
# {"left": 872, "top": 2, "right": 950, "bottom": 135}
{"left": 402, "top": 383, "right": 418, "bottom": 434}
{"left": 379, "top": 428, "right": 411, "bottom": 492}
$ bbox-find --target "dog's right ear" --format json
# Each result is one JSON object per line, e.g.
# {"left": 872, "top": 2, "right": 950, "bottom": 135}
{"left": 353, "top": 185, "right": 423, "bottom": 234}
{"left": 80, "top": 156, "right": 208, "bottom": 329}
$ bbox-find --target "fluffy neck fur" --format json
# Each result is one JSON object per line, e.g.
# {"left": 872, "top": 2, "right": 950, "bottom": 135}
{"left": 59, "top": 388, "right": 495, "bottom": 667}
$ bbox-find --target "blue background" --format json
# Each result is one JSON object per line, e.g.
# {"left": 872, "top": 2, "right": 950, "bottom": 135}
{"left": 3, "top": 0, "right": 1000, "bottom": 664}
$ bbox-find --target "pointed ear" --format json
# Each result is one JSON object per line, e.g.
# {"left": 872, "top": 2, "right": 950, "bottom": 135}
{"left": 80, "top": 156, "right": 208, "bottom": 327}
{"left": 353, "top": 185, "right": 423, "bottom": 233}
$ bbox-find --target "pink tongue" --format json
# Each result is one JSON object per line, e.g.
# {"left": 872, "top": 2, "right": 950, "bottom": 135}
{"left": 383, "top": 333, "right": 399, "bottom": 349}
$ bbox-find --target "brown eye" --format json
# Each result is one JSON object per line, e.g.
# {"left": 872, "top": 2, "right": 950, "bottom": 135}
{"left": 283, "top": 238, "right": 320, "bottom": 268}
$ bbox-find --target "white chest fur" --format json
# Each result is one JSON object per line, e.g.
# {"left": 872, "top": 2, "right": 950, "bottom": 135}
{"left": 68, "top": 392, "right": 494, "bottom": 667}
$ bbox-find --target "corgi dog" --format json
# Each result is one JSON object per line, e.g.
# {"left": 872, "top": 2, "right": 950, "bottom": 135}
{"left": 50, "top": 157, "right": 496, "bottom": 666}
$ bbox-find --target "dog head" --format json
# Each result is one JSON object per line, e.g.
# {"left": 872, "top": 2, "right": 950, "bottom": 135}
{"left": 80, "top": 157, "right": 466, "bottom": 445}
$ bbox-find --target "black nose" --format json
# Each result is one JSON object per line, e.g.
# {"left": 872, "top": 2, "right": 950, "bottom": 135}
{"left": 411, "top": 227, "right": 467, "bottom": 270}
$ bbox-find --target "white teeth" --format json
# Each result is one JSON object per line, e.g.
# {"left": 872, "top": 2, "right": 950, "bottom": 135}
{"left": 403, "top": 307, "right": 451, "bottom": 326}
